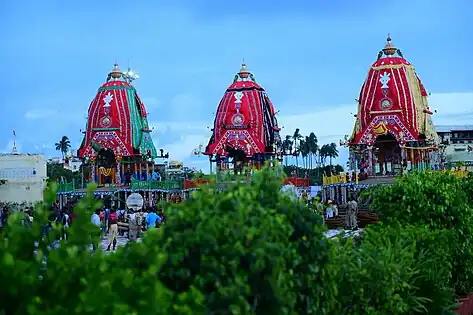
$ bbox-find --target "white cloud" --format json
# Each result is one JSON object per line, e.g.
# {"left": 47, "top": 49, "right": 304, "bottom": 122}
{"left": 276, "top": 93, "right": 473, "bottom": 144}
{"left": 25, "top": 109, "right": 59, "bottom": 120}
{"left": 429, "top": 92, "right": 473, "bottom": 125}
{"left": 155, "top": 134, "right": 209, "bottom": 162}
{"left": 21, "top": 92, "right": 471, "bottom": 173}
{"left": 164, "top": 93, "right": 210, "bottom": 121}
{"left": 1, "top": 139, "right": 22, "bottom": 154}
{"left": 153, "top": 92, "right": 473, "bottom": 172}
{"left": 148, "top": 120, "right": 210, "bottom": 135}
{"left": 141, "top": 97, "right": 162, "bottom": 110}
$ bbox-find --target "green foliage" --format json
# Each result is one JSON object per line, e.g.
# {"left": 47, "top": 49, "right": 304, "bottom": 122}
{"left": 371, "top": 170, "right": 473, "bottom": 294}
{"left": 0, "top": 166, "right": 465, "bottom": 314}
{"left": 0, "top": 183, "right": 203, "bottom": 315}
{"left": 54, "top": 135, "right": 71, "bottom": 158}
{"left": 158, "top": 166, "right": 337, "bottom": 314}
{"left": 335, "top": 223, "right": 455, "bottom": 314}
{"left": 283, "top": 164, "right": 344, "bottom": 185}
{"left": 47, "top": 163, "right": 82, "bottom": 187}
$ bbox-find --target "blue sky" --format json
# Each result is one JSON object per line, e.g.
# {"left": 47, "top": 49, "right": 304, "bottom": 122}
{"left": 1, "top": 0, "right": 472, "bottom": 171}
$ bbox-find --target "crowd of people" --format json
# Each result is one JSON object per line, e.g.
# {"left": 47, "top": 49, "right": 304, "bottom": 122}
{"left": 308, "top": 197, "right": 359, "bottom": 230}
{"left": 89, "top": 206, "right": 165, "bottom": 251}
{"left": 0, "top": 199, "right": 166, "bottom": 251}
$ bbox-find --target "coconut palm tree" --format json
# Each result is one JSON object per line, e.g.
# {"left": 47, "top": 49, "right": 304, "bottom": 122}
{"left": 55, "top": 136, "right": 71, "bottom": 159}
{"left": 328, "top": 142, "right": 339, "bottom": 166}
{"left": 292, "top": 128, "right": 303, "bottom": 174}
{"left": 281, "top": 135, "right": 293, "bottom": 166}
{"left": 299, "top": 138, "right": 310, "bottom": 171}
{"left": 319, "top": 144, "right": 329, "bottom": 167}
{"left": 307, "top": 132, "right": 318, "bottom": 170}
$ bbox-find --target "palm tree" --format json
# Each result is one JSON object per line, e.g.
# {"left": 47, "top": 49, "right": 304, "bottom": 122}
{"left": 307, "top": 132, "right": 318, "bottom": 170}
{"left": 320, "top": 144, "right": 329, "bottom": 167}
{"left": 299, "top": 138, "right": 310, "bottom": 171}
{"left": 55, "top": 136, "right": 71, "bottom": 159}
{"left": 292, "top": 128, "right": 303, "bottom": 174}
{"left": 307, "top": 132, "right": 319, "bottom": 179}
{"left": 282, "top": 135, "right": 293, "bottom": 166}
{"left": 328, "top": 142, "right": 339, "bottom": 166}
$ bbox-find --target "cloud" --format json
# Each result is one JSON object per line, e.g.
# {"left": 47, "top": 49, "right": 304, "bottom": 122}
{"left": 154, "top": 92, "right": 473, "bottom": 172}
{"left": 141, "top": 97, "right": 162, "bottom": 110}
{"left": 164, "top": 134, "right": 209, "bottom": 161}
{"left": 25, "top": 109, "right": 59, "bottom": 120}
{"left": 429, "top": 92, "right": 473, "bottom": 124}
{"left": 1, "top": 140, "right": 21, "bottom": 154}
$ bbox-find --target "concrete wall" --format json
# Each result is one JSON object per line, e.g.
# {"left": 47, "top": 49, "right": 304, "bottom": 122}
{"left": 0, "top": 154, "right": 47, "bottom": 203}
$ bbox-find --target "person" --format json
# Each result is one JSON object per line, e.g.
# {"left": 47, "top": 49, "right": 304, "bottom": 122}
{"left": 332, "top": 200, "right": 339, "bottom": 217}
{"left": 69, "top": 209, "right": 77, "bottom": 224}
{"left": 91, "top": 209, "right": 102, "bottom": 250}
{"left": 151, "top": 169, "right": 160, "bottom": 181}
{"left": 62, "top": 209, "right": 70, "bottom": 240}
{"left": 55, "top": 208, "right": 69, "bottom": 240}
{"left": 106, "top": 208, "right": 118, "bottom": 251}
{"left": 145, "top": 207, "right": 161, "bottom": 230}
{"left": 128, "top": 209, "right": 142, "bottom": 241}
{"left": 346, "top": 197, "right": 358, "bottom": 230}
{"left": 158, "top": 209, "right": 165, "bottom": 224}
{"left": 326, "top": 200, "right": 334, "bottom": 219}
{"left": 104, "top": 207, "right": 110, "bottom": 234}
{"left": 125, "top": 168, "right": 132, "bottom": 186}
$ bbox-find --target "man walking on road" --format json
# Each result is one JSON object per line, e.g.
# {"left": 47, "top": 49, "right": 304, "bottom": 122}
{"left": 106, "top": 208, "right": 118, "bottom": 251}
{"left": 346, "top": 197, "right": 358, "bottom": 230}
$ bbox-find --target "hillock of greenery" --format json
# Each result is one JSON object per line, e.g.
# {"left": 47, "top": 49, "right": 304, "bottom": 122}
{"left": 158, "top": 165, "right": 337, "bottom": 314}
{"left": 0, "top": 166, "right": 466, "bottom": 314}
{"left": 336, "top": 223, "right": 455, "bottom": 314}
{"left": 371, "top": 170, "right": 473, "bottom": 295}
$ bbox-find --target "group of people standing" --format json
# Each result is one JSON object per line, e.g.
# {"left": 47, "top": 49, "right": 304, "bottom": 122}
{"left": 90, "top": 206, "right": 165, "bottom": 251}
{"left": 311, "top": 197, "right": 358, "bottom": 230}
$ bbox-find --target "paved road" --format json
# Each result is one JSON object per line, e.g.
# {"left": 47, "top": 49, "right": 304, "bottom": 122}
{"left": 96, "top": 230, "right": 363, "bottom": 252}
{"left": 99, "top": 234, "right": 133, "bottom": 251}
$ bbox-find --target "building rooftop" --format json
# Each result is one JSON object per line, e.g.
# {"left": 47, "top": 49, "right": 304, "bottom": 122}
{"left": 436, "top": 125, "right": 473, "bottom": 133}
{"left": 0, "top": 153, "right": 44, "bottom": 157}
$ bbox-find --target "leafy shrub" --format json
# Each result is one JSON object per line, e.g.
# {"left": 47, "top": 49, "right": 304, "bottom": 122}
{"left": 158, "top": 166, "right": 338, "bottom": 314}
{"left": 370, "top": 170, "right": 473, "bottom": 294}
{"left": 335, "top": 223, "right": 455, "bottom": 314}
{"left": 0, "top": 183, "right": 203, "bottom": 315}
{"left": 1, "top": 167, "right": 466, "bottom": 314}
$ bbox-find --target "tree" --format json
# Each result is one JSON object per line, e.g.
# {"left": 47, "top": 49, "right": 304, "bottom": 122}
{"left": 327, "top": 142, "right": 339, "bottom": 166}
{"left": 292, "top": 128, "right": 303, "bottom": 174}
{"left": 281, "top": 135, "right": 293, "bottom": 166}
{"left": 158, "top": 165, "right": 338, "bottom": 314}
{"left": 55, "top": 136, "right": 71, "bottom": 158}
{"left": 371, "top": 171, "right": 473, "bottom": 295}
{"left": 307, "top": 132, "right": 319, "bottom": 171}
{"left": 319, "top": 144, "right": 329, "bottom": 167}
{"left": 0, "top": 167, "right": 462, "bottom": 314}
{"left": 299, "top": 137, "right": 310, "bottom": 171}
{"left": 0, "top": 183, "right": 205, "bottom": 315}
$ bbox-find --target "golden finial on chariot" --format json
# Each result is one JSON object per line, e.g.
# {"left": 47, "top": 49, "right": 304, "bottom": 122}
{"left": 238, "top": 61, "right": 251, "bottom": 79}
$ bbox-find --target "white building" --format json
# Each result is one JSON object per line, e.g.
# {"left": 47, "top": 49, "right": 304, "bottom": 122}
{"left": 0, "top": 154, "right": 47, "bottom": 203}
{"left": 436, "top": 125, "right": 473, "bottom": 170}
{"left": 64, "top": 158, "right": 82, "bottom": 172}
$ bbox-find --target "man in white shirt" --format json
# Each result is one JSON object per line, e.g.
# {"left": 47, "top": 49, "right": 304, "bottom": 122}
{"left": 346, "top": 197, "right": 358, "bottom": 230}
{"left": 91, "top": 209, "right": 102, "bottom": 250}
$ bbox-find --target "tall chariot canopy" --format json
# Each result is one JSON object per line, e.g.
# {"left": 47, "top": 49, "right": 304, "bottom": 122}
{"left": 77, "top": 63, "right": 158, "bottom": 160}
{"left": 205, "top": 63, "right": 282, "bottom": 159}
{"left": 350, "top": 35, "right": 438, "bottom": 146}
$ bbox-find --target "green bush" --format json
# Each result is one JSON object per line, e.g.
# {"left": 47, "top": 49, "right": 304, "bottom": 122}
{"left": 335, "top": 223, "right": 455, "bottom": 314}
{"left": 0, "top": 183, "right": 203, "bottom": 315}
{"left": 371, "top": 171, "right": 473, "bottom": 294}
{"left": 158, "top": 166, "right": 338, "bottom": 314}
{"left": 0, "top": 167, "right": 465, "bottom": 314}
